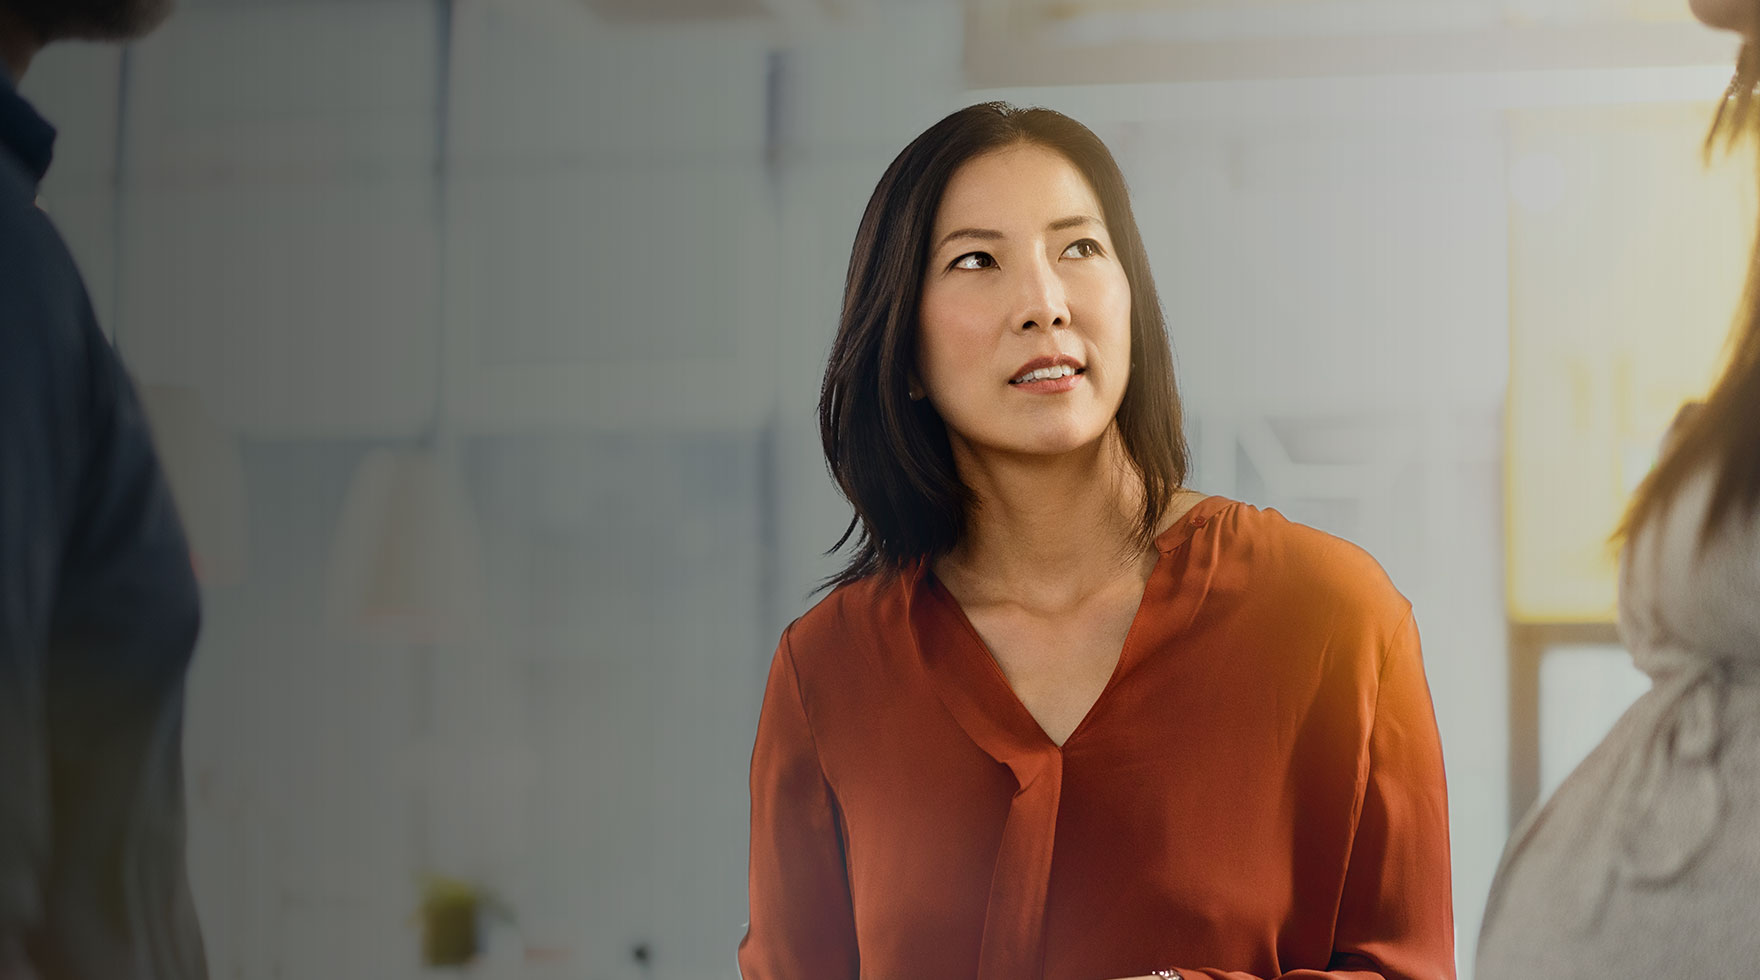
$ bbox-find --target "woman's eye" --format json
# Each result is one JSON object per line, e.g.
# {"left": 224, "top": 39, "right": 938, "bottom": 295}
{"left": 951, "top": 252, "right": 995, "bottom": 271}
{"left": 1063, "top": 239, "right": 1103, "bottom": 259}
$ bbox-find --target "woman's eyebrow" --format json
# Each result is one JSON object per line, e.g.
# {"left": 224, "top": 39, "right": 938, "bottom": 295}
{"left": 1048, "top": 214, "right": 1103, "bottom": 232}
{"left": 934, "top": 227, "right": 1004, "bottom": 251}
{"left": 934, "top": 215, "right": 1104, "bottom": 252}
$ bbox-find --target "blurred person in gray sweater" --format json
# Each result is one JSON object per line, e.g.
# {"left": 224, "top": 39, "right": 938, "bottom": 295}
{"left": 1478, "top": 0, "right": 1760, "bottom": 975}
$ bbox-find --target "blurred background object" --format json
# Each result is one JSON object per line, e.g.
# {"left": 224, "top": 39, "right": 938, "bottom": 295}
{"left": 18, "top": 0, "right": 1752, "bottom": 975}
{"left": 420, "top": 875, "right": 482, "bottom": 968}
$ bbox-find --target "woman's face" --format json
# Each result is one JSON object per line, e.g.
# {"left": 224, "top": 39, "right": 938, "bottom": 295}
{"left": 1690, "top": 0, "right": 1760, "bottom": 36}
{"left": 915, "top": 143, "right": 1133, "bottom": 465}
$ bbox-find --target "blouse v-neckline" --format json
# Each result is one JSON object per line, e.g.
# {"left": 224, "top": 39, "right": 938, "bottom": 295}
{"left": 913, "top": 494, "right": 1231, "bottom": 754}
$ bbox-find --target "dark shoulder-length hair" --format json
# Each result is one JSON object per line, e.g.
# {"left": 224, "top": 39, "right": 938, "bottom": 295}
{"left": 1617, "top": 45, "right": 1760, "bottom": 549}
{"left": 817, "top": 102, "right": 1189, "bottom": 592}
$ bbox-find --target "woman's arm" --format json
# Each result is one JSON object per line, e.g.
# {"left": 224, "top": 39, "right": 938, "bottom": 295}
{"left": 1111, "top": 609, "right": 1457, "bottom": 980}
{"left": 737, "top": 627, "right": 861, "bottom": 979}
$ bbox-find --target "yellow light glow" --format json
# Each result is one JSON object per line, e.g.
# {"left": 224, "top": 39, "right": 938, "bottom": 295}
{"left": 1506, "top": 99, "right": 1755, "bottom": 623}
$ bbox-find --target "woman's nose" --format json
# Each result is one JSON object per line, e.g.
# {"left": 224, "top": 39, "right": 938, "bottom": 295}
{"left": 1013, "top": 256, "right": 1070, "bottom": 332}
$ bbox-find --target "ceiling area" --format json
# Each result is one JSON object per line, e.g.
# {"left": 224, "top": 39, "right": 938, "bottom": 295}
{"left": 963, "top": 0, "right": 1732, "bottom": 86}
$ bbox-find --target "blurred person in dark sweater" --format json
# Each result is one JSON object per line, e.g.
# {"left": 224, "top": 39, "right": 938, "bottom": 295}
{"left": 0, "top": 1, "right": 208, "bottom": 978}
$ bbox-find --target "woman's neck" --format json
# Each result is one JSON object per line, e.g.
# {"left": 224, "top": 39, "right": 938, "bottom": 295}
{"left": 936, "top": 432, "right": 1172, "bottom": 611}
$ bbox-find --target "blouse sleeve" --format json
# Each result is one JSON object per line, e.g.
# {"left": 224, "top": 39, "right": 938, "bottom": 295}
{"left": 1171, "top": 609, "right": 1457, "bottom": 980}
{"left": 738, "top": 626, "right": 861, "bottom": 979}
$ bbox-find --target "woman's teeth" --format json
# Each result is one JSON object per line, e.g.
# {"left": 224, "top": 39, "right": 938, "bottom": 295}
{"left": 1011, "top": 365, "right": 1078, "bottom": 384}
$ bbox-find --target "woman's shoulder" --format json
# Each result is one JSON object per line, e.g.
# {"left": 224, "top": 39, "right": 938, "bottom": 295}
{"left": 1207, "top": 497, "right": 1396, "bottom": 582}
{"left": 1621, "top": 460, "right": 1760, "bottom": 655}
{"left": 776, "top": 570, "right": 914, "bottom": 672}
{"left": 1202, "top": 496, "right": 1411, "bottom": 629}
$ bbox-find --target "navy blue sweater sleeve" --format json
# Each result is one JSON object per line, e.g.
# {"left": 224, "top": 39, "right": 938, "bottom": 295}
{"left": 0, "top": 124, "right": 207, "bottom": 980}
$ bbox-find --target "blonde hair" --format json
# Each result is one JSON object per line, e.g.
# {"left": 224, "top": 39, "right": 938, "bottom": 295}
{"left": 1707, "top": 42, "right": 1760, "bottom": 157}
{"left": 1617, "top": 42, "right": 1760, "bottom": 548}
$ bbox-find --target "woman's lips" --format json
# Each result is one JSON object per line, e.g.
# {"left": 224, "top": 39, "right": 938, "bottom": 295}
{"left": 1009, "top": 372, "right": 1082, "bottom": 394}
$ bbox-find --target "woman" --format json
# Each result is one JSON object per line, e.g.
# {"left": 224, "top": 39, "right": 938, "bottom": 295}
{"left": 740, "top": 103, "right": 1455, "bottom": 980}
{"left": 1476, "top": 5, "right": 1760, "bottom": 976}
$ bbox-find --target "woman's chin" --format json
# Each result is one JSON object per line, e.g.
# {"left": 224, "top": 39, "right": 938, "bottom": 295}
{"left": 992, "top": 428, "right": 1115, "bottom": 460}
{"left": 945, "top": 408, "right": 1120, "bottom": 463}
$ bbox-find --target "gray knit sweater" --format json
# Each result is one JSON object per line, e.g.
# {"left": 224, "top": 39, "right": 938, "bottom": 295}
{"left": 1478, "top": 460, "right": 1760, "bottom": 978}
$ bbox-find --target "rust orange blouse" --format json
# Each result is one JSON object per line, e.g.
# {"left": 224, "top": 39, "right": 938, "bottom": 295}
{"left": 740, "top": 496, "right": 1454, "bottom": 980}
